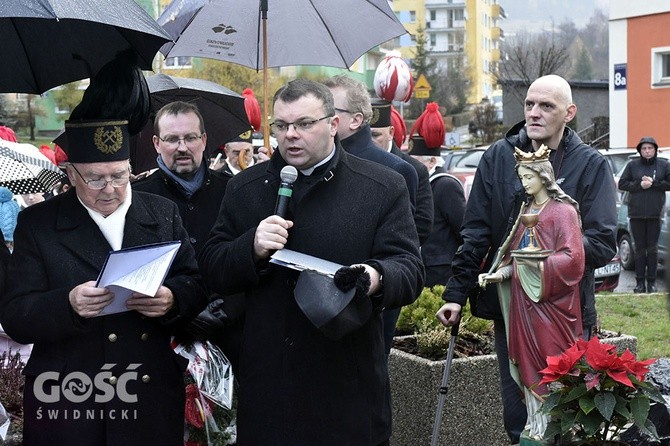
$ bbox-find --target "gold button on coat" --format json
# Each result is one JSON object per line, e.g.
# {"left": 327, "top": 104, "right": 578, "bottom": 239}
{"left": 108, "top": 333, "right": 118, "bottom": 342}
{"left": 109, "top": 376, "right": 118, "bottom": 385}
{"left": 141, "top": 375, "right": 150, "bottom": 383}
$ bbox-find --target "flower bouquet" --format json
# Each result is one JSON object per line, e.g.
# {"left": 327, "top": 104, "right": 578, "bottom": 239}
{"left": 538, "top": 337, "right": 664, "bottom": 445}
{"left": 175, "top": 340, "right": 236, "bottom": 446}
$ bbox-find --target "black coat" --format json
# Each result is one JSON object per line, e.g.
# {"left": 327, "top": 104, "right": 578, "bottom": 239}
{"left": 445, "top": 122, "right": 618, "bottom": 326}
{"left": 340, "top": 125, "right": 418, "bottom": 212}
{"left": 0, "top": 190, "right": 208, "bottom": 446}
{"left": 422, "top": 167, "right": 465, "bottom": 267}
{"left": 390, "top": 143, "right": 434, "bottom": 244}
{"left": 132, "top": 166, "right": 231, "bottom": 257}
{"left": 199, "top": 145, "right": 423, "bottom": 446}
{"left": 618, "top": 155, "right": 670, "bottom": 218}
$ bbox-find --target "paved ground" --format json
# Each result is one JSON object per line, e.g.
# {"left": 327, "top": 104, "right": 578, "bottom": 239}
{"left": 614, "top": 269, "right": 667, "bottom": 293}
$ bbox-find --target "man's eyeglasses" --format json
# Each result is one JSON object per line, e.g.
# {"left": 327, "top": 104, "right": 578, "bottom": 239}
{"left": 70, "top": 164, "right": 130, "bottom": 190}
{"left": 158, "top": 133, "right": 204, "bottom": 149}
{"left": 335, "top": 107, "right": 355, "bottom": 114}
{"left": 270, "top": 116, "right": 332, "bottom": 134}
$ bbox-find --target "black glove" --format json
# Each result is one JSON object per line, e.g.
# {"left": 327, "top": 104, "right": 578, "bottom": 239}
{"left": 185, "top": 298, "right": 229, "bottom": 341}
{"left": 334, "top": 265, "right": 371, "bottom": 299}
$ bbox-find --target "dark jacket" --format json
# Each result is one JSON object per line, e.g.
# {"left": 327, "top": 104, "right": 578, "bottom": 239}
{"left": 199, "top": 145, "right": 423, "bottom": 446}
{"left": 422, "top": 167, "right": 465, "bottom": 267}
{"left": 390, "top": 143, "right": 434, "bottom": 244}
{"left": 132, "top": 166, "right": 231, "bottom": 257}
{"left": 444, "top": 121, "right": 617, "bottom": 326}
{"left": 0, "top": 190, "right": 208, "bottom": 446}
{"left": 618, "top": 155, "right": 670, "bottom": 219}
{"left": 340, "top": 124, "right": 418, "bottom": 213}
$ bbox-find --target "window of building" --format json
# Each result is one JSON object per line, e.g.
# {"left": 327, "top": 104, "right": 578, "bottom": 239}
{"left": 164, "top": 56, "right": 192, "bottom": 69}
{"left": 651, "top": 47, "right": 670, "bottom": 87}
{"left": 430, "top": 34, "right": 437, "bottom": 47}
{"left": 409, "top": 10, "right": 416, "bottom": 22}
{"left": 430, "top": 10, "right": 436, "bottom": 21}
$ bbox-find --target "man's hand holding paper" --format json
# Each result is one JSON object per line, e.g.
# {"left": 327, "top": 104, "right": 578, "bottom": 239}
{"left": 69, "top": 280, "right": 115, "bottom": 318}
{"left": 126, "top": 285, "right": 174, "bottom": 317}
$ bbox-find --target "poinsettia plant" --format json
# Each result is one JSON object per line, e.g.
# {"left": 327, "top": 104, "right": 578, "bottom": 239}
{"left": 538, "top": 337, "right": 664, "bottom": 445}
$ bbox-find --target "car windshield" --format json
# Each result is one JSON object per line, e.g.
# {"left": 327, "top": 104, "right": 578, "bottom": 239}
{"left": 453, "top": 150, "right": 484, "bottom": 169}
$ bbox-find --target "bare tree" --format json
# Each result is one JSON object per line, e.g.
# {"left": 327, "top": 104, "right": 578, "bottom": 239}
{"left": 497, "top": 31, "right": 570, "bottom": 85}
{"left": 495, "top": 30, "right": 570, "bottom": 104}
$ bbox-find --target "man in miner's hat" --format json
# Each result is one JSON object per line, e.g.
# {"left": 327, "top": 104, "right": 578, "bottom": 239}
{"left": 0, "top": 52, "right": 208, "bottom": 446}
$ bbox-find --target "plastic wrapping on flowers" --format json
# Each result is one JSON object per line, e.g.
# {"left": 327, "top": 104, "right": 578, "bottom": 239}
{"left": 175, "top": 341, "right": 236, "bottom": 446}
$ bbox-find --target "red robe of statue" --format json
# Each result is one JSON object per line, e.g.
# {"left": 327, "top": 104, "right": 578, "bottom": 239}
{"left": 503, "top": 199, "right": 585, "bottom": 396}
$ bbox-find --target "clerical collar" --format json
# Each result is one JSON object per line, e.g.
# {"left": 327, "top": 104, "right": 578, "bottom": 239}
{"left": 299, "top": 145, "right": 336, "bottom": 176}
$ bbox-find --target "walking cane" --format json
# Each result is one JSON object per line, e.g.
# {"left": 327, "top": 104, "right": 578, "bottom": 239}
{"left": 430, "top": 321, "right": 460, "bottom": 446}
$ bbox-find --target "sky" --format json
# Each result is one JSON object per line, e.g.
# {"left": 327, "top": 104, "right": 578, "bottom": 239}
{"left": 502, "top": 0, "right": 609, "bottom": 34}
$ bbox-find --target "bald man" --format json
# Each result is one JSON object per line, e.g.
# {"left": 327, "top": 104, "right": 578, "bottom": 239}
{"left": 436, "top": 75, "right": 617, "bottom": 443}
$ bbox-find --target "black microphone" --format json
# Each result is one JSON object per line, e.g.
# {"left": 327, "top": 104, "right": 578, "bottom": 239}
{"left": 275, "top": 165, "right": 298, "bottom": 218}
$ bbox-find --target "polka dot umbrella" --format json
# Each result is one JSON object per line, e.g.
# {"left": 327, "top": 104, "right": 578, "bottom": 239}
{"left": 0, "top": 141, "right": 66, "bottom": 195}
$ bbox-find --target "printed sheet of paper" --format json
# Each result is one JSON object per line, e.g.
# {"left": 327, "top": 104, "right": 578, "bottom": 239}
{"left": 95, "top": 241, "right": 181, "bottom": 316}
{"left": 270, "top": 248, "right": 343, "bottom": 277}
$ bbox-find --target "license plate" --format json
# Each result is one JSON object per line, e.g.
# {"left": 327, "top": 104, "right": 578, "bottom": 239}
{"left": 595, "top": 262, "right": 621, "bottom": 277}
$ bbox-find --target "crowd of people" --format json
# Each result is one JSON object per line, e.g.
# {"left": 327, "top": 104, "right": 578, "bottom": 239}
{"left": 0, "top": 47, "right": 659, "bottom": 446}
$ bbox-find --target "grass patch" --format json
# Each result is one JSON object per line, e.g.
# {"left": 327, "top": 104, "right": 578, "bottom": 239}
{"left": 596, "top": 292, "right": 670, "bottom": 360}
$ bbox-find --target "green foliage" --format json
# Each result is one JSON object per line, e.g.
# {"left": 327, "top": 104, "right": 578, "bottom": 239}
{"left": 396, "top": 286, "right": 493, "bottom": 358}
{"left": 540, "top": 338, "right": 664, "bottom": 445}
{"left": 595, "top": 293, "right": 670, "bottom": 360}
{"left": 51, "top": 81, "right": 85, "bottom": 120}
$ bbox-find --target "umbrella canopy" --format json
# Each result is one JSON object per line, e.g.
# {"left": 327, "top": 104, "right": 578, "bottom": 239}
{"left": 0, "top": 0, "right": 171, "bottom": 94}
{"left": 131, "top": 73, "right": 251, "bottom": 173}
{"left": 162, "top": 0, "right": 407, "bottom": 70}
{"left": 160, "top": 0, "right": 408, "bottom": 148}
{"left": 0, "top": 141, "right": 66, "bottom": 194}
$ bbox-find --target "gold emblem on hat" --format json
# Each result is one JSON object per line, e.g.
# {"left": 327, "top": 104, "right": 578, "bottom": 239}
{"left": 239, "top": 130, "right": 252, "bottom": 140}
{"left": 94, "top": 125, "right": 123, "bottom": 154}
{"left": 371, "top": 108, "right": 380, "bottom": 125}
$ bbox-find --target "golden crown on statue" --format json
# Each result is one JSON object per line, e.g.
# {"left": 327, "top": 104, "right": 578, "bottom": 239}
{"left": 514, "top": 144, "right": 551, "bottom": 163}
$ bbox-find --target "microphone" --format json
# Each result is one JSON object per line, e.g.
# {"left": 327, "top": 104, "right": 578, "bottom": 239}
{"left": 275, "top": 165, "right": 298, "bottom": 218}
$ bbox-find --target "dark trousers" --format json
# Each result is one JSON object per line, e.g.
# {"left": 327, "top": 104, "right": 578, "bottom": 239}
{"left": 630, "top": 218, "right": 661, "bottom": 281}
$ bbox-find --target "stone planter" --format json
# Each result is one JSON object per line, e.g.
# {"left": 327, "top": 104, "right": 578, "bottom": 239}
{"left": 388, "top": 331, "right": 637, "bottom": 446}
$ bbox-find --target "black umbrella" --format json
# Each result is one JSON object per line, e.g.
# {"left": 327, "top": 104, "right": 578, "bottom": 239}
{"left": 0, "top": 0, "right": 171, "bottom": 94}
{"left": 131, "top": 73, "right": 251, "bottom": 174}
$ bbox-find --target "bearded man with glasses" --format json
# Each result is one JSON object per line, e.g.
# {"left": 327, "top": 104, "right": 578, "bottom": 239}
{"left": 200, "top": 78, "right": 423, "bottom": 446}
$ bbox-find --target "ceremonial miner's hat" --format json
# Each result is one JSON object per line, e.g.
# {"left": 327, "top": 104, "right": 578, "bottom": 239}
{"left": 408, "top": 102, "right": 445, "bottom": 156}
{"left": 63, "top": 120, "right": 130, "bottom": 163}
{"left": 370, "top": 98, "right": 392, "bottom": 128}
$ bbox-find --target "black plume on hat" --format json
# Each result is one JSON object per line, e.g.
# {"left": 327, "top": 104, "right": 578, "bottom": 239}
{"left": 69, "top": 49, "right": 150, "bottom": 136}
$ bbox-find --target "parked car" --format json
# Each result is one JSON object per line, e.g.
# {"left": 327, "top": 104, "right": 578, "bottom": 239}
{"left": 594, "top": 254, "right": 621, "bottom": 292}
{"left": 444, "top": 146, "right": 488, "bottom": 200}
{"left": 598, "top": 147, "right": 636, "bottom": 178}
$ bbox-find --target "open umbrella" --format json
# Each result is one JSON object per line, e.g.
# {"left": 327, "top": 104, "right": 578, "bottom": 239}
{"left": 160, "top": 0, "right": 408, "bottom": 147}
{"left": 131, "top": 73, "right": 251, "bottom": 173}
{"left": 0, "top": 0, "right": 171, "bottom": 94}
{"left": 147, "top": 73, "right": 250, "bottom": 149}
{"left": 0, "top": 141, "right": 66, "bottom": 194}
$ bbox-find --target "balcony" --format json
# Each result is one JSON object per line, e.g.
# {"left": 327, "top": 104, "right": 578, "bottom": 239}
{"left": 426, "top": 19, "right": 465, "bottom": 31}
{"left": 425, "top": 0, "right": 465, "bottom": 6}
{"left": 491, "top": 26, "right": 504, "bottom": 41}
{"left": 491, "top": 48, "right": 501, "bottom": 61}
{"left": 491, "top": 3, "right": 507, "bottom": 19}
